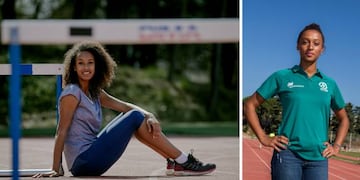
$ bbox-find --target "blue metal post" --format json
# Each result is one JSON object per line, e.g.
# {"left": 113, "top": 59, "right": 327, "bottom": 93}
{"left": 56, "top": 75, "right": 62, "bottom": 123}
{"left": 9, "top": 27, "right": 21, "bottom": 180}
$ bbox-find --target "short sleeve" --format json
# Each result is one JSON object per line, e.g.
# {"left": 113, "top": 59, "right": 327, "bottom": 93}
{"left": 59, "top": 84, "right": 82, "bottom": 102}
{"left": 330, "top": 82, "right": 345, "bottom": 111}
{"left": 256, "top": 72, "right": 280, "bottom": 100}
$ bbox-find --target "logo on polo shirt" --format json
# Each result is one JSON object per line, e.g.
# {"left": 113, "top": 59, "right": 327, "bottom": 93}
{"left": 319, "top": 82, "right": 328, "bottom": 92}
{"left": 287, "top": 81, "right": 304, "bottom": 88}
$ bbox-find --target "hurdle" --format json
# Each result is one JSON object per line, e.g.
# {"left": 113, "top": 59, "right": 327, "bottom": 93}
{"left": 0, "top": 63, "right": 63, "bottom": 178}
{"left": 0, "top": 63, "right": 63, "bottom": 95}
{"left": 1, "top": 28, "right": 63, "bottom": 177}
{"left": 0, "top": 25, "right": 62, "bottom": 180}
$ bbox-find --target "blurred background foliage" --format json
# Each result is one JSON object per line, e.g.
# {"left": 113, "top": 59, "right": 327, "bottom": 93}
{"left": 0, "top": 0, "right": 239, "bottom": 129}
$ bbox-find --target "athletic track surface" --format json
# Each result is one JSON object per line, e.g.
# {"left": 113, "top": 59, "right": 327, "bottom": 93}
{"left": 0, "top": 137, "right": 239, "bottom": 180}
{"left": 243, "top": 137, "right": 360, "bottom": 180}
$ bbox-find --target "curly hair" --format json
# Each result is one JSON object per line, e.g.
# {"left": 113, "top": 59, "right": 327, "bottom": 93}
{"left": 63, "top": 41, "right": 117, "bottom": 98}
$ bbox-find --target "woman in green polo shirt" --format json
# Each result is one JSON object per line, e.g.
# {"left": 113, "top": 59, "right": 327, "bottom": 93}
{"left": 244, "top": 23, "right": 349, "bottom": 180}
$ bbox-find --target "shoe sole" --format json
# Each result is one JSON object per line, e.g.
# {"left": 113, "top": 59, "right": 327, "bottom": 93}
{"left": 165, "top": 169, "right": 174, "bottom": 176}
{"left": 173, "top": 168, "right": 216, "bottom": 176}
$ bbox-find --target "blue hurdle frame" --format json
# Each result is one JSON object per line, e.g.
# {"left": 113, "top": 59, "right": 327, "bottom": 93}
{"left": 7, "top": 27, "right": 62, "bottom": 180}
{"left": 9, "top": 26, "right": 21, "bottom": 180}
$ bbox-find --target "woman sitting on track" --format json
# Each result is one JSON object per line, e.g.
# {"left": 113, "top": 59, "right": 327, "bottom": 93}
{"left": 33, "top": 41, "right": 216, "bottom": 177}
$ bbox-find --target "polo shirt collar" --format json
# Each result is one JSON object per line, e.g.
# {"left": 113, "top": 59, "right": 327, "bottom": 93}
{"left": 291, "top": 65, "right": 324, "bottom": 78}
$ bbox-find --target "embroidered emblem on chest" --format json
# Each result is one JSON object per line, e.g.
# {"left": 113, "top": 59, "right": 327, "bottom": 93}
{"left": 319, "top": 82, "right": 328, "bottom": 92}
{"left": 287, "top": 81, "right": 304, "bottom": 88}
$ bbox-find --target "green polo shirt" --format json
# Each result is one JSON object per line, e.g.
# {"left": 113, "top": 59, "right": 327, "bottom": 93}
{"left": 257, "top": 65, "right": 345, "bottom": 160}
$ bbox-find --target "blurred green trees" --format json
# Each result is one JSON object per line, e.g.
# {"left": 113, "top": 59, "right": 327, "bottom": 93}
{"left": 0, "top": 0, "right": 239, "bottom": 127}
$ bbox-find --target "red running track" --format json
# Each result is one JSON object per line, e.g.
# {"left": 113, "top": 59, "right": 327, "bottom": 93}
{"left": 243, "top": 137, "right": 360, "bottom": 180}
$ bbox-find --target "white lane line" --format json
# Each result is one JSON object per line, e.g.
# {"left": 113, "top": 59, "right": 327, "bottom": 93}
{"left": 329, "top": 163, "right": 360, "bottom": 179}
{"left": 328, "top": 172, "right": 347, "bottom": 180}
{"left": 244, "top": 140, "right": 270, "bottom": 170}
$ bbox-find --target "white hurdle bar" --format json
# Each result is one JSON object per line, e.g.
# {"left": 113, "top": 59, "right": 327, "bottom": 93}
{"left": 1, "top": 19, "right": 239, "bottom": 44}
{"left": 0, "top": 63, "right": 63, "bottom": 120}
{"left": 0, "top": 63, "right": 63, "bottom": 75}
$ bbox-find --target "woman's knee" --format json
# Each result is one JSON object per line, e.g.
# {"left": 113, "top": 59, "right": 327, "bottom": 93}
{"left": 127, "top": 109, "right": 145, "bottom": 126}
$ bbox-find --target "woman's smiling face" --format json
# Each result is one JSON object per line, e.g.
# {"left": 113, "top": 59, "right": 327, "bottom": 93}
{"left": 74, "top": 51, "right": 95, "bottom": 82}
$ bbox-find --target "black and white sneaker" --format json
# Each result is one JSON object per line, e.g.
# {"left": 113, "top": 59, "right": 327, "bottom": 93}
{"left": 166, "top": 158, "right": 175, "bottom": 176}
{"left": 173, "top": 151, "right": 216, "bottom": 176}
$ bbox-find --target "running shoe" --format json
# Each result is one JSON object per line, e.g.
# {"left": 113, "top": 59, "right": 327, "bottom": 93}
{"left": 173, "top": 151, "right": 216, "bottom": 176}
{"left": 165, "top": 158, "right": 175, "bottom": 176}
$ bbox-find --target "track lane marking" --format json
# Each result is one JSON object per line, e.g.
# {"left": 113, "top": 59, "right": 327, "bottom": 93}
{"left": 244, "top": 139, "right": 270, "bottom": 170}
